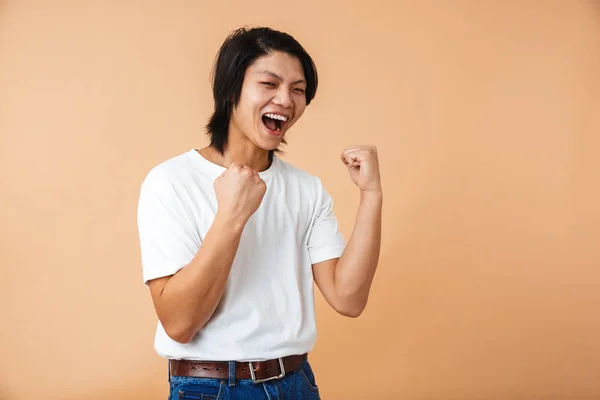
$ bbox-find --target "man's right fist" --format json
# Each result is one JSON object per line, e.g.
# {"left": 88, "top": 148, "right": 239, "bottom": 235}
{"left": 213, "top": 162, "right": 267, "bottom": 224}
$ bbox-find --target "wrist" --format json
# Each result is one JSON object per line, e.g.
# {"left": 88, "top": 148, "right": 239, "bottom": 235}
{"left": 360, "top": 188, "right": 383, "bottom": 198}
{"left": 214, "top": 211, "right": 247, "bottom": 233}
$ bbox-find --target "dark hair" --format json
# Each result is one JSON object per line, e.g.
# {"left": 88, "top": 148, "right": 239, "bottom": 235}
{"left": 206, "top": 27, "right": 318, "bottom": 160}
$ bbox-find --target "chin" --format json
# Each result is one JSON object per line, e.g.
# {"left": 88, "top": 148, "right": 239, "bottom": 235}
{"left": 261, "top": 140, "right": 283, "bottom": 152}
{"left": 257, "top": 131, "right": 285, "bottom": 150}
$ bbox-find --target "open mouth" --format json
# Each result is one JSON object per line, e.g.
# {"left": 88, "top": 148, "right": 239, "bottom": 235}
{"left": 262, "top": 113, "right": 289, "bottom": 135}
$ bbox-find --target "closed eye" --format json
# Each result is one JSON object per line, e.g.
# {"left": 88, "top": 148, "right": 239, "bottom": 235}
{"left": 294, "top": 88, "right": 305, "bottom": 94}
{"left": 261, "top": 82, "right": 276, "bottom": 88}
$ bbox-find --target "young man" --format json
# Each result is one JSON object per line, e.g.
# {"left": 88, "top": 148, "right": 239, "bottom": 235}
{"left": 137, "top": 27, "right": 382, "bottom": 399}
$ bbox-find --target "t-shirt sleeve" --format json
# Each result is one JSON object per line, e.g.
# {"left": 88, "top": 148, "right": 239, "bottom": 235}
{"left": 307, "top": 177, "right": 347, "bottom": 265}
{"left": 137, "top": 169, "right": 200, "bottom": 285}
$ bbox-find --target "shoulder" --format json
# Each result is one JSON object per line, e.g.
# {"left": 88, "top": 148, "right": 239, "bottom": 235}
{"left": 275, "top": 157, "right": 321, "bottom": 185}
{"left": 275, "top": 157, "right": 325, "bottom": 192}
{"left": 140, "top": 150, "right": 198, "bottom": 191}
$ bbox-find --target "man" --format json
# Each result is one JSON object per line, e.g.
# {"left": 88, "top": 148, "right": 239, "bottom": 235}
{"left": 137, "top": 26, "right": 382, "bottom": 399}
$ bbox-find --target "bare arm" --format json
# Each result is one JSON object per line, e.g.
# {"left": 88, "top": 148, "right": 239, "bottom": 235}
{"left": 313, "top": 190, "right": 382, "bottom": 317}
{"left": 147, "top": 213, "right": 245, "bottom": 344}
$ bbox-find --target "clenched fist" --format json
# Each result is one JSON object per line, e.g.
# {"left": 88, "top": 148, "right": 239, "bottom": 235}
{"left": 340, "top": 145, "right": 382, "bottom": 193}
{"left": 213, "top": 162, "right": 266, "bottom": 224}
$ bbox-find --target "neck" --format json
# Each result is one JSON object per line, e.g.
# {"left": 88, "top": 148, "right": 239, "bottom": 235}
{"left": 223, "top": 145, "right": 272, "bottom": 172}
{"left": 199, "top": 140, "right": 272, "bottom": 173}
{"left": 219, "top": 123, "right": 275, "bottom": 171}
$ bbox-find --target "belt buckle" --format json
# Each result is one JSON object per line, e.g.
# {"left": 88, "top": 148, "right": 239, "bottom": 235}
{"left": 248, "top": 358, "right": 286, "bottom": 383}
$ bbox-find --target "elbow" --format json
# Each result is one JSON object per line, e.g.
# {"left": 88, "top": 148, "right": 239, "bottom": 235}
{"left": 164, "top": 323, "right": 198, "bottom": 344}
{"left": 335, "top": 302, "right": 366, "bottom": 318}
{"left": 339, "top": 308, "right": 364, "bottom": 318}
{"left": 169, "top": 332, "right": 194, "bottom": 345}
{"left": 332, "top": 291, "right": 368, "bottom": 318}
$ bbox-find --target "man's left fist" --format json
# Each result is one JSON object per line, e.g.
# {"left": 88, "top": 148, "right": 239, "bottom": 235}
{"left": 340, "top": 145, "right": 382, "bottom": 193}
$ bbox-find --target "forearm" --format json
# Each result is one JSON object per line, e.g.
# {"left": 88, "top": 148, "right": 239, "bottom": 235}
{"left": 155, "top": 213, "right": 245, "bottom": 343}
{"left": 335, "top": 190, "right": 383, "bottom": 311}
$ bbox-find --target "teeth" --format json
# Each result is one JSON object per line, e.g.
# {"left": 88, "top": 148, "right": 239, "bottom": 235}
{"left": 264, "top": 113, "right": 288, "bottom": 122}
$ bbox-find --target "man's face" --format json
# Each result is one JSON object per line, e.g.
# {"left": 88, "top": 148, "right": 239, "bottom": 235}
{"left": 229, "top": 51, "right": 308, "bottom": 151}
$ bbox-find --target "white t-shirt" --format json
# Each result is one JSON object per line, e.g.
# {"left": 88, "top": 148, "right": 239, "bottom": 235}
{"left": 137, "top": 149, "right": 346, "bottom": 361}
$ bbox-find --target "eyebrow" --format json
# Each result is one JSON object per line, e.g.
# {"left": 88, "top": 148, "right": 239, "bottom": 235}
{"left": 259, "top": 70, "right": 306, "bottom": 85}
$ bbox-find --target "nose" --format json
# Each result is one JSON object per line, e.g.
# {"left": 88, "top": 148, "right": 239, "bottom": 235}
{"left": 272, "top": 87, "right": 293, "bottom": 108}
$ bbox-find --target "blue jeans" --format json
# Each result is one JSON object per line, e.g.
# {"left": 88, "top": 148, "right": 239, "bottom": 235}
{"left": 168, "top": 358, "right": 321, "bottom": 400}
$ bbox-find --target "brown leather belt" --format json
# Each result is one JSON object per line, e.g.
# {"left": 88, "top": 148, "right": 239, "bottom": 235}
{"left": 169, "top": 353, "right": 307, "bottom": 383}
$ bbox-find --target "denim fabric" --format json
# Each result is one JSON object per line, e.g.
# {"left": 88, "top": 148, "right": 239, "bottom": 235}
{"left": 168, "top": 358, "right": 320, "bottom": 400}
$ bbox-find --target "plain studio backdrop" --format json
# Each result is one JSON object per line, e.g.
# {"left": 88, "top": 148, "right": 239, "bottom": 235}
{"left": 1, "top": 1, "right": 599, "bottom": 399}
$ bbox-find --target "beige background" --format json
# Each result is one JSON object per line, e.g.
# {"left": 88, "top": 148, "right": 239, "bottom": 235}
{"left": 1, "top": 1, "right": 600, "bottom": 399}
